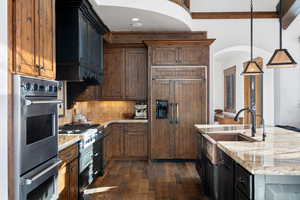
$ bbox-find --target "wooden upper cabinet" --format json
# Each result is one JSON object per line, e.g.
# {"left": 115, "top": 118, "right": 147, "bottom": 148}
{"left": 125, "top": 48, "right": 147, "bottom": 100}
{"left": 179, "top": 46, "right": 208, "bottom": 65}
{"left": 37, "top": 0, "right": 56, "bottom": 79}
{"left": 100, "top": 48, "right": 125, "bottom": 99}
{"left": 15, "top": 0, "right": 56, "bottom": 79}
{"left": 15, "top": 0, "right": 39, "bottom": 77}
{"left": 152, "top": 47, "right": 178, "bottom": 65}
{"left": 151, "top": 46, "right": 209, "bottom": 66}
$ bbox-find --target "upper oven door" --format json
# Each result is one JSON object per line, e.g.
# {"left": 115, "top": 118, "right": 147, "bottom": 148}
{"left": 20, "top": 96, "right": 60, "bottom": 174}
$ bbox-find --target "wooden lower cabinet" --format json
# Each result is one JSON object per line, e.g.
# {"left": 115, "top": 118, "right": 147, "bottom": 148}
{"left": 103, "top": 123, "right": 148, "bottom": 161}
{"left": 58, "top": 143, "right": 79, "bottom": 200}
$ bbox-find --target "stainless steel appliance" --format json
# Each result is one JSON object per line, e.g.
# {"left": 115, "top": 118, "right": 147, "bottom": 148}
{"left": 134, "top": 103, "right": 147, "bottom": 119}
{"left": 14, "top": 75, "right": 62, "bottom": 200}
{"left": 59, "top": 123, "right": 104, "bottom": 198}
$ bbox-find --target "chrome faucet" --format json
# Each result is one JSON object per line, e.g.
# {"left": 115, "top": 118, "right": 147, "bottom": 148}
{"left": 234, "top": 107, "right": 256, "bottom": 137}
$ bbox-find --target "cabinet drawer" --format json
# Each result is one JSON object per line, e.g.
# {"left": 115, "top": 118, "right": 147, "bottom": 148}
{"left": 235, "top": 164, "right": 253, "bottom": 199}
{"left": 59, "top": 144, "right": 79, "bottom": 164}
{"left": 125, "top": 123, "right": 147, "bottom": 132}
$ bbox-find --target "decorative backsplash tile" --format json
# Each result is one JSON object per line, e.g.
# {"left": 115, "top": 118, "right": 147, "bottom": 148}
{"left": 59, "top": 101, "right": 136, "bottom": 125}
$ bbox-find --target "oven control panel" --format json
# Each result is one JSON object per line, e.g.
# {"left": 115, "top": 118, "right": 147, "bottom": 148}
{"left": 18, "top": 76, "right": 59, "bottom": 97}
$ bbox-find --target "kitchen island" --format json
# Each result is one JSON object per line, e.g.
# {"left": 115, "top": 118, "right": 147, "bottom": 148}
{"left": 195, "top": 124, "right": 300, "bottom": 200}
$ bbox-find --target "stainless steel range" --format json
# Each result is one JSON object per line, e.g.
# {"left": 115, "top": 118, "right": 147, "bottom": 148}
{"left": 59, "top": 123, "right": 104, "bottom": 197}
{"left": 13, "top": 75, "right": 62, "bottom": 200}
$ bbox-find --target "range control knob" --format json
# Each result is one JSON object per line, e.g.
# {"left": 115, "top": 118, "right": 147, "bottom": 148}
{"left": 48, "top": 85, "right": 53, "bottom": 92}
{"left": 33, "top": 83, "right": 38, "bottom": 91}
{"left": 25, "top": 83, "right": 31, "bottom": 90}
{"left": 39, "top": 85, "right": 45, "bottom": 92}
{"left": 53, "top": 86, "right": 58, "bottom": 92}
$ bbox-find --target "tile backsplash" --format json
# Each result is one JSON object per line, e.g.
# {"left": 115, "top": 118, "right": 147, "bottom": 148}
{"left": 59, "top": 101, "right": 136, "bottom": 125}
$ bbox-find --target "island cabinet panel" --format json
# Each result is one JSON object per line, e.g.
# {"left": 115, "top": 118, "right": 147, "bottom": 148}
{"left": 218, "top": 151, "right": 235, "bottom": 200}
{"left": 14, "top": 0, "right": 56, "bottom": 79}
{"left": 58, "top": 143, "right": 79, "bottom": 200}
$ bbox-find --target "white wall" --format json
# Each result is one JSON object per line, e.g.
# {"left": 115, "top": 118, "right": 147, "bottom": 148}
{"left": 274, "top": 15, "right": 300, "bottom": 127}
{"left": 0, "top": 0, "right": 8, "bottom": 199}
{"left": 190, "top": 12, "right": 300, "bottom": 126}
{"left": 213, "top": 49, "right": 275, "bottom": 125}
{"left": 190, "top": 0, "right": 278, "bottom": 12}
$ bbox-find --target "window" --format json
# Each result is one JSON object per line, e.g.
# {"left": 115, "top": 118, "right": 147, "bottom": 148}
{"left": 224, "top": 66, "right": 236, "bottom": 113}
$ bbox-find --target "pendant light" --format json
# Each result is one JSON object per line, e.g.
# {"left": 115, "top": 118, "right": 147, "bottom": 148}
{"left": 242, "top": 0, "right": 264, "bottom": 76}
{"left": 267, "top": 0, "right": 297, "bottom": 68}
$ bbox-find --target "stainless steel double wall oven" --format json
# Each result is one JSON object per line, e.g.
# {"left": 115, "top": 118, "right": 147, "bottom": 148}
{"left": 14, "top": 75, "right": 62, "bottom": 200}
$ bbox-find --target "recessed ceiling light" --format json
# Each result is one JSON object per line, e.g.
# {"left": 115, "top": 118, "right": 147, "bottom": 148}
{"left": 131, "top": 22, "right": 143, "bottom": 27}
{"left": 131, "top": 18, "right": 140, "bottom": 22}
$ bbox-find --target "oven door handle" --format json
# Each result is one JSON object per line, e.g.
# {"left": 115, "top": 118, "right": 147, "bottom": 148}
{"left": 22, "top": 160, "right": 62, "bottom": 185}
{"left": 25, "top": 99, "right": 63, "bottom": 106}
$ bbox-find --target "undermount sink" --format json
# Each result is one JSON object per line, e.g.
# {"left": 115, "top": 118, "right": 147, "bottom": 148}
{"left": 206, "top": 133, "right": 257, "bottom": 142}
{"left": 202, "top": 133, "right": 257, "bottom": 165}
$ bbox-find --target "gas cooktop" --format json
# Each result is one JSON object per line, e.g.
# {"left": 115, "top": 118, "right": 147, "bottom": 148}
{"left": 59, "top": 123, "right": 100, "bottom": 134}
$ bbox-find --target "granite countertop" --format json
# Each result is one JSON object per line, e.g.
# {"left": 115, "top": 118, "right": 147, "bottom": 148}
{"left": 195, "top": 124, "right": 300, "bottom": 176}
{"left": 58, "top": 135, "right": 80, "bottom": 152}
{"left": 96, "top": 119, "right": 148, "bottom": 129}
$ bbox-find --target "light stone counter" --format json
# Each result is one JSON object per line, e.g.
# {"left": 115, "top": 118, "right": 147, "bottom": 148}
{"left": 97, "top": 119, "right": 148, "bottom": 129}
{"left": 58, "top": 135, "right": 80, "bottom": 152}
{"left": 195, "top": 124, "right": 300, "bottom": 176}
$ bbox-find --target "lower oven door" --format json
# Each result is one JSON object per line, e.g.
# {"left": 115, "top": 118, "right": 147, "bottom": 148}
{"left": 20, "top": 158, "right": 61, "bottom": 200}
{"left": 20, "top": 97, "right": 60, "bottom": 174}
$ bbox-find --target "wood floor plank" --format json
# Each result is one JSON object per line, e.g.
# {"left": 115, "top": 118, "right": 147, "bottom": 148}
{"left": 85, "top": 161, "right": 209, "bottom": 200}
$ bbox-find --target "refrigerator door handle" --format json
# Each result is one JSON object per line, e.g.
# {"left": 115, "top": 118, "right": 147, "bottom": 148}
{"left": 175, "top": 103, "right": 179, "bottom": 124}
{"left": 169, "top": 103, "right": 174, "bottom": 124}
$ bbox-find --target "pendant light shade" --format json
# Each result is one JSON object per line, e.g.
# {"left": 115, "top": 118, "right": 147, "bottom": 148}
{"left": 267, "top": 0, "right": 297, "bottom": 68}
{"left": 241, "top": 0, "right": 263, "bottom": 76}
{"left": 243, "top": 61, "right": 264, "bottom": 76}
{"left": 267, "top": 49, "right": 297, "bottom": 68}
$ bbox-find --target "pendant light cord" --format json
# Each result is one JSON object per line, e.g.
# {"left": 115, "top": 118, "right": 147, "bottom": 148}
{"left": 279, "top": 0, "right": 283, "bottom": 49}
{"left": 250, "top": 0, "right": 253, "bottom": 61}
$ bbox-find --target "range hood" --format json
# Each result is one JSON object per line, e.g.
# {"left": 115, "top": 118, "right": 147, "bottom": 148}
{"left": 56, "top": 0, "right": 109, "bottom": 84}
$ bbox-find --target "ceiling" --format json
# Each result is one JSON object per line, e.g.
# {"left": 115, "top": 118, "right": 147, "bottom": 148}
{"left": 91, "top": 0, "right": 192, "bottom": 31}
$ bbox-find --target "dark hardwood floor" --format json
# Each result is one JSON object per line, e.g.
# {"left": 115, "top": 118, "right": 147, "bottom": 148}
{"left": 84, "top": 160, "right": 209, "bottom": 200}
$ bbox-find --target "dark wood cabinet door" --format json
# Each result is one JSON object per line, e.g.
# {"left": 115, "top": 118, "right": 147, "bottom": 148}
{"left": 58, "top": 164, "right": 69, "bottom": 200}
{"left": 152, "top": 47, "right": 178, "bottom": 65}
{"left": 124, "top": 124, "right": 148, "bottom": 158}
{"left": 69, "top": 159, "right": 78, "bottom": 200}
{"left": 37, "top": 0, "right": 56, "bottom": 79}
{"left": 151, "top": 80, "right": 174, "bottom": 159}
{"left": 100, "top": 48, "right": 125, "bottom": 98}
{"left": 174, "top": 78, "right": 207, "bottom": 159}
{"left": 15, "top": 0, "right": 39, "bottom": 77}
{"left": 110, "top": 124, "right": 124, "bottom": 158}
{"left": 178, "top": 46, "right": 209, "bottom": 65}
{"left": 125, "top": 48, "right": 147, "bottom": 100}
